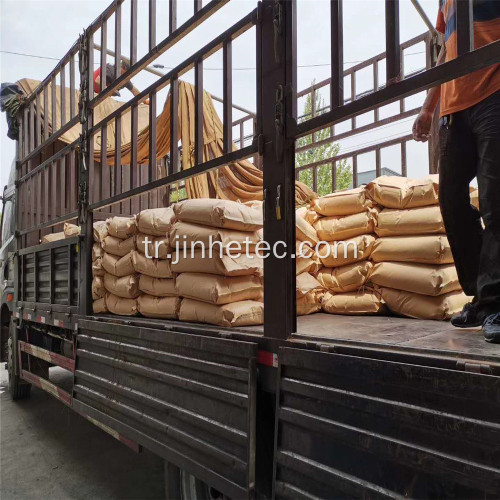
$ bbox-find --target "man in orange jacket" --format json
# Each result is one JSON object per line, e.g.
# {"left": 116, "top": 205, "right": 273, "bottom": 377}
{"left": 413, "top": 0, "right": 500, "bottom": 343}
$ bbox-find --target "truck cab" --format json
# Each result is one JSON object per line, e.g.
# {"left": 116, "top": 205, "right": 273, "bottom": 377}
{"left": 0, "top": 160, "right": 16, "bottom": 361}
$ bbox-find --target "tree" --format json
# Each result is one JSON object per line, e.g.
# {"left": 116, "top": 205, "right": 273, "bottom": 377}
{"left": 295, "top": 83, "right": 352, "bottom": 195}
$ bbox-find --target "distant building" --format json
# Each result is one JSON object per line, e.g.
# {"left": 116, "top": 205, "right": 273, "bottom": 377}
{"left": 351, "top": 167, "right": 401, "bottom": 188}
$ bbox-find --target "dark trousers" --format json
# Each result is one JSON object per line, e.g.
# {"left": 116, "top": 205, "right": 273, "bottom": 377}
{"left": 439, "top": 90, "right": 500, "bottom": 319}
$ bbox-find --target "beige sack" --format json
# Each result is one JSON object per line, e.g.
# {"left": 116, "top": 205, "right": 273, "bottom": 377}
{"left": 311, "top": 186, "right": 372, "bottom": 216}
{"left": 138, "top": 275, "right": 177, "bottom": 297}
{"left": 176, "top": 273, "right": 263, "bottom": 305}
{"left": 375, "top": 205, "right": 445, "bottom": 237}
{"left": 296, "top": 206, "right": 307, "bottom": 220}
{"left": 317, "top": 234, "right": 376, "bottom": 267}
{"left": 108, "top": 216, "right": 137, "bottom": 239}
{"left": 296, "top": 216, "right": 319, "bottom": 245}
{"left": 106, "top": 293, "right": 138, "bottom": 316}
{"left": 93, "top": 296, "right": 108, "bottom": 314}
{"left": 102, "top": 235, "right": 136, "bottom": 257}
{"left": 42, "top": 232, "right": 65, "bottom": 244}
{"left": 172, "top": 251, "right": 263, "bottom": 277}
{"left": 103, "top": 273, "right": 140, "bottom": 299}
{"left": 92, "top": 257, "right": 105, "bottom": 277}
{"left": 296, "top": 256, "right": 321, "bottom": 275}
{"left": 101, "top": 252, "right": 135, "bottom": 277}
{"left": 317, "top": 261, "right": 373, "bottom": 293}
{"left": 179, "top": 298, "right": 264, "bottom": 327}
{"left": 169, "top": 221, "right": 262, "bottom": 251}
{"left": 92, "top": 243, "right": 104, "bottom": 261}
{"left": 174, "top": 199, "right": 263, "bottom": 231}
{"left": 378, "top": 287, "right": 471, "bottom": 321}
{"left": 92, "top": 276, "right": 105, "bottom": 300}
{"left": 63, "top": 223, "right": 80, "bottom": 238}
{"left": 136, "top": 207, "right": 175, "bottom": 236}
{"left": 370, "top": 262, "right": 461, "bottom": 296}
{"left": 132, "top": 251, "right": 173, "bottom": 278}
{"left": 314, "top": 210, "right": 375, "bottom": 242}
{"left": 371, "top": 235, "right": 453, "bottom": 264}
{"left": 296, "top": 272, "right": 323, "bottom": 298}
{"left": 137, "top": 295, "right": 180, "bottom": 319}
{"left": 322, "top": 289, "right": 386, "bottom": 315}
{"left": 93, "top": 220, "right": 108, "bottom": 243}
{"left": 297, "top": 290, "right": 324, "bottom": 316}
{"left": 136, "top": 233, "right": 170, "bottom": 259}
{"left": 366, "top": 175, "right": 439, "bottom": 209}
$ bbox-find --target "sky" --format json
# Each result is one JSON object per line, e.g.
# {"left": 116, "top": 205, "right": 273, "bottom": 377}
{"left": 0, "top": 0, "right": 439, "bottom": 192}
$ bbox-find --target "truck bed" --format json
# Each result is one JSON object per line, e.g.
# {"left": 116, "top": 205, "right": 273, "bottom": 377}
{"left": 92, "top": 313, "right": 500, "bottom": 362}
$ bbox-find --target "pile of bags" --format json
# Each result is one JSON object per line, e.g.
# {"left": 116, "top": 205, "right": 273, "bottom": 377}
{"left": 41, "top": 222, "right": 81, "bottom": 243}
{"left": 297, "top": 175, "right": 471, "bottom": 321}
{"left": 308, "top": 187, "right": 386, "bottom": 316}
{"left": 367, "top": 175, "right": 469, "bottom": 320}
{"left": 92, "top": 199, "right": 264, "bottom": 328}
{"left": 171, "top": 199, "right": 264, "bottom": 328}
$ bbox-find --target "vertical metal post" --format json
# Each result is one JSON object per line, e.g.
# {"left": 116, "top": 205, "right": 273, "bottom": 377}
{"left": 78, "top": 29, "right": 93, "bottom": 317}
{"left": 194, "top": 59, "right": 204, "bottom": 166}
{"left": 456, "top": 0, "right": 474, "bottom": 56}
{"left": 170, "top": 77, "right": 179, "bottom": 174}
{"left": 262, "top": 0, "right": 296, "bottom": 339}
{"left": 385, "top": 0, "right": 401, "bottom": 83}
{"left": 223, "top": 39, "right": 233, "bottom": 154}
{"left": 330, "top": 0, "right": 343, "bottom": 109}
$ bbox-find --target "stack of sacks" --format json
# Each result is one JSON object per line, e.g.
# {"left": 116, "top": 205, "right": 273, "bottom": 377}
{"left": 41, "top": 222, "right": 81, "bottom": 243}
{"left": 172, "top": 199, "right": 264, "bottom": 327}
{"left": 92, "top": 221, "right": 108, "bottom": 314}
{"left": 296, "top": 272, "right": 324, "bottom": 315}
{"left": 309, "top": 187, "right": 384, "bottom": 315}
{"left": 366, "top": 175, "right": 470, "bottom": 320}
{"left": 100, "top": 216, "right": 140, "bottom": 316}
{"left": 134, "top": 208, "right": 179, "bottom": 319}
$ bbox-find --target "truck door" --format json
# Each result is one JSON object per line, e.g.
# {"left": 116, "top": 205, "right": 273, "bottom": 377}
{"left": 272, "top": 346, "right": 500, "bottom": 499}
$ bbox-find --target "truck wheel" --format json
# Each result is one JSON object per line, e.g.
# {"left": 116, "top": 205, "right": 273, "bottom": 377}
{"left": 7, "top": 321, "right": 31, "bottom": 400}
{"left": 164, "top": 462, "right": 229, "bottom": 500}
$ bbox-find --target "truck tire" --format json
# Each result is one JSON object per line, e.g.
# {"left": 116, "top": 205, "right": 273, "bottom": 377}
{"left": 164, "top": 462, "right": 228, "bottom": 500}
{"left": 7, "top": 321, "right": 31, "bottom": 400}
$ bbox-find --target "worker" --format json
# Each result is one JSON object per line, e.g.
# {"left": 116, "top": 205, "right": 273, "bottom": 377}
{"left": 413, "top": 1, "right": 500, "bottom": 343}
{"left": 93, "top": 61, "right": 142, "bottom": 98}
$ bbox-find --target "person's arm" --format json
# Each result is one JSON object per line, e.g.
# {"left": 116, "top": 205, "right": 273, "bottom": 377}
{"left": 412, "top": 44, "right": 446, "bottom": 142}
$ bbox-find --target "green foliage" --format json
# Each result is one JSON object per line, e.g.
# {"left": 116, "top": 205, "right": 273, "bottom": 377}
{"left": 296, "top": 84, "right": 352, "bottom": 195}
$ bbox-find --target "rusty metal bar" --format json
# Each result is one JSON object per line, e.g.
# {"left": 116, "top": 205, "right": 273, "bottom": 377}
{"left": 130, "top": 0, "right": 138, "bottom": 65}
{"left": 60, "top": 66, "right": 66, "bottom": 126}
{"left": 194, "top": 0, "right": 202, "bottom": 15}
{"left": 115, "top": 2, "right": 122, "bottom": 79}
{"left": 149, "top": 0, "right": 157, "bottom": 51}
{"left": 169, "top": 0, "right": 178, "bottom": 35}
{"left": 149, "top": 90, "right": 157, "bottom": 182}
{"left": 223, "top": 39, "right": 233, "bottom": 154}
{"left": 70, "top": 55, "right": 76, "bottom": 119}
{"left": 330, "top": 0, "right": 343, "bottom": 108}
{"left": 194, "top": 58, "right": 204, "bottom": 165}
{"left": 101, "top": 20, "right": 108, "bottom": 92}
{"left": 21, "top": 369, "right": 72, "bottom": 406}
{"left": 170, "top": 77, "right": 179, "bottom": 174}
{"left": 385, "top": 0, "right": 401, "bottom": 83}
{"left": 457, "top": 0, "right": 474, "bottom": 56}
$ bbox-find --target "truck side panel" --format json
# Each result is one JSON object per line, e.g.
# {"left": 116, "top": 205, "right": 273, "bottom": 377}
{"left": 73, "top": 319, "right": 258, "bottom": 499}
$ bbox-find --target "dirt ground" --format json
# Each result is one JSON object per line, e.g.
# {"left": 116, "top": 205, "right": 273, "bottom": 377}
{"left": 0, "top": 366, "right": 164, "bottom": 500}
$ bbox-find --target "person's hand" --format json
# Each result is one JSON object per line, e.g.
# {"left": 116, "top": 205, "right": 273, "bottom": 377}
{"left": 412, "top": 109, "right": 433, "bottom": 142}
{"left": 144, "top": 98, "right": 150, "bottom": 105}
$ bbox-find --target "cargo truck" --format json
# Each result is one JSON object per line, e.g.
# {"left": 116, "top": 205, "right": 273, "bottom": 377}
{"left": 2, "top": 1, "right": 500, "bottom": 498}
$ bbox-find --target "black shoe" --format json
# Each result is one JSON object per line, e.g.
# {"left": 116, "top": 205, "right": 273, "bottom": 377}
{"left": 451, "top": 301, "right": 482, "bottom": 328}
{"left": 483, "top": 313, "right": 500, "bottom": 343}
